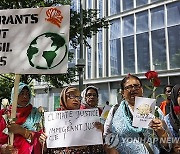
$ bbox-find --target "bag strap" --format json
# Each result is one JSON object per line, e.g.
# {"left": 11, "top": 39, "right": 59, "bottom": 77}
{"left": 138, "top": 132, "right": 154, "bottom": 154}
{"left": 112, "top": 103, "right": 120, "bottom": 116}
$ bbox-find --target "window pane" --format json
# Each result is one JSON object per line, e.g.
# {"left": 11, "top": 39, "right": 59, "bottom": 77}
{"left": 88, "top": 0, "right": 92, "bottom": 8}
{"left": 87, "top": 38, "right": 91, "bottom": 78}
{"left": 152, "top": 29, "right": 166, "bottom": 70}
{"left": 136, "top": 0, "right": 148, "bottom": 7}
{"left": 98, "top": 31, "right": 103, "bottom": 77}
{"left": 167, "top": 2, "right": 180, "bottom": 27}
{"left": 151, "top": 0, "right": 159, "bottom": 2}
{"left": 136, "top": 11, "right": 148, "bottom": 33}
{"left": 99, "top": 0, "right": 103, "bottom": 18}
{"left": 123, "top": 15, "right": 134, "bottom": 37}
{"left": 122, "top": 0, "right": 133, "bottom": 11}
{"left": 137, "top": 33, "right": 150, "bottom": 72}
{"left": 110, "top": 19, "right": 121, "bottom": 76}
{"left": 110, "top": 0, "right": 120, "bottom": 15}
{"left": 151, "top": 6, "right": 164, "bottom": 30}
{"left": 123, "top": 36, "right": 135, "bottom": 74}
{"left": 110, "top": 19, "right": 121, "bottom": 39}
{"left": 168, "top": 25, "right": 180, "bottom": 69}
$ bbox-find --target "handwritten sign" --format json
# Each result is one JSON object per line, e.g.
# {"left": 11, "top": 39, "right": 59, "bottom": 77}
{"left": 44, "top": 108, "right": 103, "bottom": 148}
{"left": 132, "top": 97, "right": 156, "bottom": 128}
{"left": 0, "top": 6, "right": 70, "bottom": 74}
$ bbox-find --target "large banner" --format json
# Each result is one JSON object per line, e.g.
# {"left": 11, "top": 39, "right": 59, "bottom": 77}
{"left": 44, "top": 108, "right": 103, "bottom": 148}
{"left": 0, "top": 6, "right": 70, "bottom": 74}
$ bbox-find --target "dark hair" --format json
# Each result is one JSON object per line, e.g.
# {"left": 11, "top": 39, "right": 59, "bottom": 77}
{"left": 86, "top": 86, "right": 98, "bottom": 97}
{"left": 106, "top": 101, "right": 109, "bottom": 105}
{"left": 121, "top": 74, "right": 142, "bottom": 91}
{"left": 163, "top": 85, "right": 174, "bottom": 93}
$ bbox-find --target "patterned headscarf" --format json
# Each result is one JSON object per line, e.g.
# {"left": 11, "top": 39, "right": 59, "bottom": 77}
{"left": 169, "top": 84, "right": 180, "bottom": 133}
{"left": 10, "top": 82, "right": 41, "bottom": 131}
{"left": 11, "top": 82, "right": 31, "bottom": 107}
{"left": 81, "top": 86, "right": 98, "bottom": 108}
{"left": 60, "top": 86, "right": 80, "bottom": 110}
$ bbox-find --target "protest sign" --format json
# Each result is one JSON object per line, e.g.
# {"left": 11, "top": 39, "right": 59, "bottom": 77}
{"left": 0, "top": 6, "right": 70, "bottom": 74}
{"left": 44, "top": 108, "right": 103, "bottom": 148}
{"left": 132, "top": 97, "right": 156, "bottom": 128}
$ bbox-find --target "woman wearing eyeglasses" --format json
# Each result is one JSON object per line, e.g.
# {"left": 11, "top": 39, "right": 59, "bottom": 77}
{"left": 80, "top": 86, "right": 105, "bottom": 153}
{"left": 103, "top": 74, "right": 171, "bottom": 154}
{"left": 81, "top": 86, "right": 102, "bottom": 115}
{"left": 39, "top": 86, "right": 85, "bottom": 153}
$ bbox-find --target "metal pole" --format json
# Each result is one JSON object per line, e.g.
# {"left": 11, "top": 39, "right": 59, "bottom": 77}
{"left": 79, "top": 0, "right": 84, "bottom": 92}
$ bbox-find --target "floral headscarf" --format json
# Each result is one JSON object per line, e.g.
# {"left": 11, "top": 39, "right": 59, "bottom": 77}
{"left": 81, "top": 86, "right": 98, "bottom": 108}
{"left": 60, "top": 86, "right": 80, "bottom": 110}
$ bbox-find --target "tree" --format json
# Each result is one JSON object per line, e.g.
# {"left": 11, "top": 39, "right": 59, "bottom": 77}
{"left": 0, "top": 0, "right": 109, "bottom": 99}
{"left": 0, "top": 74, "right": 14, "bottom": 102}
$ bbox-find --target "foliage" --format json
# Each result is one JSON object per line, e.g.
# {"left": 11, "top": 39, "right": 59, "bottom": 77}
{"left": 0, "top": 0, "right": 109, "bottom": 99}
{"left": 0, "top": 74, "right": 14, "bottom": 102}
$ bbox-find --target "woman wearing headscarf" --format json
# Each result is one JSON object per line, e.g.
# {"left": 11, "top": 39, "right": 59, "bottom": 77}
{"left": 40, "top": 86, "right": 89, "bottom": 154}
{"left": 164, "top": 84, "right": 180, "bottom": 153}
{"left": 0, "top": 82, "right": 43, "bottom": 154}
{"left": 81, "top": 86, "right": 102, "bottom": 115}
{"left": 80, "top": 86, "right": 105, "bottom": 154}
{"left": 103, "top": 74, "right": 171, "bottom": 154}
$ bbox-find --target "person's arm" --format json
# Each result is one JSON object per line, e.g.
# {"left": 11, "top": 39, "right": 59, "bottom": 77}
{"left": 0, "top": 144, "right": 17, "bottom": 154}
{"left": 8, "top": 123, "right": 34, "bottom": 142}
{"left": 103, "top": 106, "right": 120, "bottom": 153}
{"left": 39, "top": 132, "right": 47, "bottom": 152}
{"left": 103, "top": 106, "right": 114, "bottom": 136}
{"left": 150, "top": 118, "right": 169, "bottom": 147}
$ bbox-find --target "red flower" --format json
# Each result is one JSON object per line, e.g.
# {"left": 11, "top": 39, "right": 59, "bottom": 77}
{"left": 153, "top": 78, "right": 160, "bottom": 87}
{"left": 173, "top": 106, "right": 180, "bottom": 115}
{"left": 145, "top": 71, "right": 158, "bottom": 80}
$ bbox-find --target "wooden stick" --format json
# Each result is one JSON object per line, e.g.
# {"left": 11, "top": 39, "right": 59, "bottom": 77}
{"left": 9, "top": 74, "right": 21, "bottom": 145}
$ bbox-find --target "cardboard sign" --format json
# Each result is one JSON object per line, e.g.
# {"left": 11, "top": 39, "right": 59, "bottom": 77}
{"left": 132, "top": 97, "right": 156, "bottom": 128}
{"left": 0, "top": 6, "right": 70, "bottom": 74}
{"left": 44, "top": 108, "right": 103, "bottom": 148}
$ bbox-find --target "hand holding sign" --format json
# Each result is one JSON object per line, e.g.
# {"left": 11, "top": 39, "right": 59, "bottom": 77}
{"left": 44, "top": 109, "right": 103, "bottom": 148}
{"left": 132, "top": 97, "right": 156, "bottom": 128}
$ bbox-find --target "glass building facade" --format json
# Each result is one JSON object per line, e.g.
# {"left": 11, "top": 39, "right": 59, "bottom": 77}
{"left": 77, "top": 0, "right": 180, "bottom": 105}
{"left": 34, "top": 0, "right": 180, "bottom": 110}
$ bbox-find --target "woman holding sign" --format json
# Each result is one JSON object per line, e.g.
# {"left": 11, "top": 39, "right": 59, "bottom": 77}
{"left": 0, "top": 82, "right": 44, "bottom": 154}
{"left": 41, "top": 86, "right": 84, "bottom": 153}
{"left": 80, "top": 86, "right": 105, "bottom": 153}
{"left": 103, "top": 74, "right": 171, "bottom": 154}
{"left": 40, "top": 86, "right": 105, "bottom": 154}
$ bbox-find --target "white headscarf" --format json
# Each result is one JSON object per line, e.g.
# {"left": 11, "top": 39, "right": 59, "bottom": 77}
{"left": 81, "top": 85, "right": 98, "bottom": 107}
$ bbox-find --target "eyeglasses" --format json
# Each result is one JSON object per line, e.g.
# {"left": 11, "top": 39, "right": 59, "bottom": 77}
{"left": 124, "top": 84, "right": 141, "bottom": 91}
{"left": 85, "top": 93, "right": 98, "bottom": 98}
{"left": 66, "top": 94, "right": 81, "bottom": 100}
{"left": 166, "top": 90, "right": 172, "bottom": 93}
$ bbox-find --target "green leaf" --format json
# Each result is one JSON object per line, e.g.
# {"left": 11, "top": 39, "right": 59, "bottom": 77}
{"left": 154, "top": 108, "right": 159, "bottom": 118}
{"left": 156, "top": 94, "right": 166, "bottom": 100}
{"left": 144, "top": 85, "right": 153, "bottom": 91}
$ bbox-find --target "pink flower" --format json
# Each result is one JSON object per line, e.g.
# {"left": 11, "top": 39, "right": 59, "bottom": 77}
{"left": 173, "top": 106, "right": 180, "bottom": 115}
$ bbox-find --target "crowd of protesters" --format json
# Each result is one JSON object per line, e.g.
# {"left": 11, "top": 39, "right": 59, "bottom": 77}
{"left": 0, "top": 76, "right": 180, "bottom": 154}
